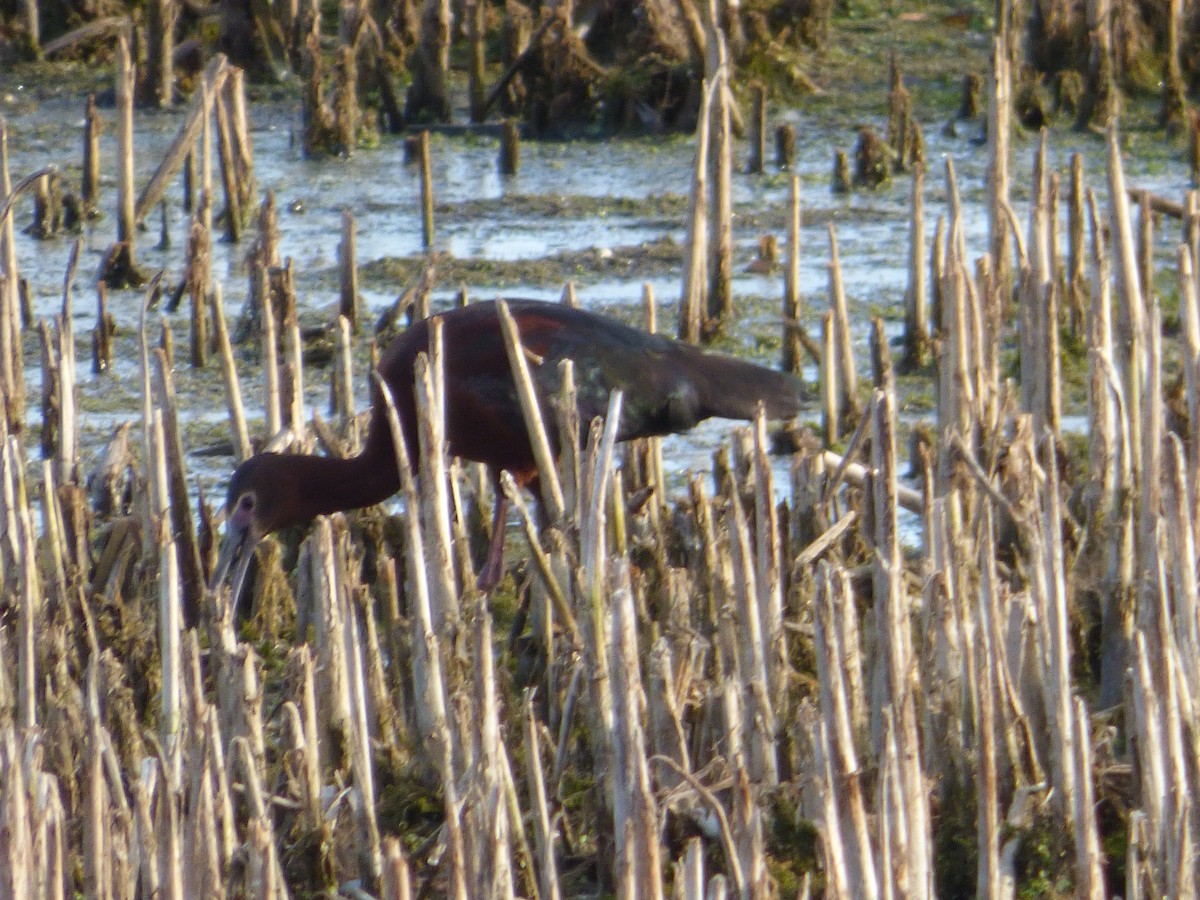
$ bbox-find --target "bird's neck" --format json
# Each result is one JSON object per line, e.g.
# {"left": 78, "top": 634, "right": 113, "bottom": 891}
{"left": 297, "top": 448, "right": 402, "bottom": 520}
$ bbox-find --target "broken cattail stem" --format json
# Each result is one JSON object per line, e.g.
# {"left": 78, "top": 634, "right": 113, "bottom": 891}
{"left": 211, "top": 284, "right": 251, "bottom": 462}
{"left": 467, "top": 0, "right": 486, "bottom": 122}
{"left": 356, "top": 582, "right": 405, "bottom": 762}
{"left": 1107, "top": 124, "right": 1145, "bottom": 489}
{"left": 499, "top": 119, "right": 520, "bottom": 175}
{"left": 1072, "top": 696, "right": 1106, "bottom": 899}
{"left": 813, "top": 565, "right": 878, "bottom": 900}
{"left": 82, "top": 94, "right": 101, "bottom": 215}
{"left": 497, "top": 299, "right": 566, "bottom": 523}
{"left": 224, "top": 68, "right": 255, "bottom": 209}
{"left": 200, "top": 79, "right": 214, "bottom": 235}
{"left": 187, "top": 201, "right": 211, "bottom": 368}
{"left": 871, "top": 388, "right": 933, "bottom": 896}
{"left": 340, "top": 580, "right": 383, "bottom": 883}
{"left": 725, "top": 474, "right": 779, "bottom": 785}
{"left": 232, "top": 737, "right": 287, "bottom": 888}
{"left": 299, "top": 518, "right": 353, "bottom": 771}
{"left": 157, "top": 463, "right": 183, "bottom": 781}
{"left": 646, "top": 640, "right": 690, "bottom": 793}
{"left": 37, "top": 461, "right": 67, "bottom": 606}
{"left": 339, "top": 209, "right": 358, "bottom": 329}
{"left": 930, "top": 214, "right": 946, "bottom": 332}
{"left": 1178, "top": 245, "right": 1200, "bottom": 492}
{"left": 1163, "top": 434, "right": 1199, "bottom": 662}
{"left": 446, "top": 460, "right": 479, "bottom": 590}
{"left": 37, "top": 323, "right": 59, "bottom": 462}
{"left": 609, "top": 565, "right": 664, "bottom": 899}
{"left": 501, "top": 473, "right": 580, "bottom": 646}
{"left": 1018, "top": 268, "right": 1044, "bottom": 430}
{"left": 987, "top": 36, "right": 1012, "bottom": 291}
{"left": 974, "top": 508, "right": 1003, "bottom": 897}
{"left": 285, "top": 646, "right": 323, "bottom": 829}
{"left": 679, "top": 78, "right": 714, "bottom": 343}
{"left": 116, "top": 31, "right": 135, "bottom": 250}
{"left": 135, "top": 55, "right": 229, "bottom": 225}
{"left": 1027, "top": 131, "right": 1050, "bottom": 287}
{"left": 1067, "top": 153, "right": 1086, "bottom": 329}
{"left": 0, "top": 119, "right": 26, "bottom": 432}
{"left": 575, "top": 402, "right": 622, "bottom": 830}
{"left": 284, "top": 268, "right": 305, "bottom": 441}
{"left": 22, "top": 0, "right": 39, "bottom": 56}
{"left": 15, "top": 466, "right": 38, "bottom": 731}
{"left": 1029, "top": 433, "right": 1079, "bottom": 822}
{"left": 147, "top": 404, "right": 170, "bottom": 571}
{"left": 377, "top": 376, "right": 469, "bottom": 899}
{"left": 83, "top": 660, "right": 110, "bottom": 896}
{"left": 827, "top": 225, "right": 858, "bottom": 420}
{"left": 821, "top": 311, "right": 838, "bottom": 445}
{"left": 554, "top": 359, "right": 580, "bottom": 521}
{"left": 413, "top": 344, "right": 460, "bottom": 630}
{"left": 939, "top": 258, "right": 975, "bottom": 443}
{"left": 130, "top": 758, "right": 160, "bottom": 897}
{"left": 55, "top": 316, "right": 77, "bottom": 485}
{"left": 468, "top": 602, "right": 516, "bottom": 898}
{"left": 334, "top": 44, "right": 359, "bottom": 154}
{"left": 707, "top": 64, "right": 733, "bottom": 327}
{"left": 135, "top": 278, "right": 159, "bottom": 559}
{"left": 419, "top": 131, "right": 434, "bottom": 251}
{"left": 158, "top": 199, "right": 170, "bottom": 250}
{"left": 581, "top": 391, "right": 621, "bottom": 596}
{"left": 382, "top": 838, "right": 413, "bottom": 900}
{"left": 146, "top": 0, "right": 174, "bottom": 107}
{"left": 747, "top": 81, "right": 766, "bottom": 174}
{"left": 752, "top": 411, "right": 785, "bottom": 704}
{"left": 523, "top": 691, "right": 563, "bottom": 900}
{"left": 944, "top": 155, "right": 967, "bottom": 267}
{"left": 213, "top": 85, "right": 242, "bottom": 241}
{"left": 782, "top": 174, "right": 802, "bottom": 374}
{"left": 334, "top": 314, "right": 355, "bottom": 434}
{"left": 904, "top": 164, "right": 928, "bottom": 365}
{"left": 775, "top": 123, "right": 796, "bottom": 168}
{"left": 832, "top": 148, "right": 852, "bottom": 193}
{"left": 1137, "top": 190, "right": 1153, "bottom": 304}
{"left": 1047, "top": 279, "right": 1062, "bottom": 439}
{"left": 46, "top": 251, "right": 77, "bottom": 476}
{"left": 158, "top": 324, "right": 178, "bottom": 388}
{"left": 1139, "top": 298, "right": 1163, "bottom": 567}
{"left": 260, "top": 266, "right": 282, "bottom": 439}
{"left": 152, "top": 349, "right": 205, "bottom": 628}
{"left": 183, "top": 148, "right": 195, "bottom": 213}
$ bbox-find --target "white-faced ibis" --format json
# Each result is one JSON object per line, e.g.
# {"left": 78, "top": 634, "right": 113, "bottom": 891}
{"left": 211, "top": 298, "right": 803, "bottom": 601}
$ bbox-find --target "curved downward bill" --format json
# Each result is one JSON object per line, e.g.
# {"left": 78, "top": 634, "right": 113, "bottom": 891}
{"left": 209, "top": 520, "right": 258, "bottom": 616}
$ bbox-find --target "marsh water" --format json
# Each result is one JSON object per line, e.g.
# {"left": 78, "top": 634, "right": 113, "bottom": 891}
{"left": 1, "top": 72, "right": 1194, "bottom": 526}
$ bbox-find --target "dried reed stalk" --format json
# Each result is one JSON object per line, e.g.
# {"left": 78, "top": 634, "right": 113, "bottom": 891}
{"left": 115, "top": 32, "right": 135, "bottom": 250}
{"left": 419, "top": 131, "right": 434, "bottom": 250}
{"left": 704, "top": 3, "right": 732, "bottom": 327}
{"left": 827, "top": 225, "right": 858, "bottom": 420}
{"left": 137, "top": 56, "right": 229, "bottom": 225}
{"left": 679, "top": 76, "right": 714, "bottom": 344}
{"left": 782, "top": 174, "right": 802, "bottom": 373}
{"left": 987, "top": 36, "right": 1012, "bottom": 290}
{"left": 378, "top": 375, "right": 469, "bottom": 899}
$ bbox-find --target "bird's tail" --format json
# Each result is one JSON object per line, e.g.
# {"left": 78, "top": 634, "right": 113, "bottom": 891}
{"left": 686, "top": 351, "right": 804, "bottom": 422}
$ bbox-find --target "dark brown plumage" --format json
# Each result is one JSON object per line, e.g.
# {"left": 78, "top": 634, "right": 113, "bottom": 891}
{"left": 212, "top": 299, "right": 803, "bottom": 598}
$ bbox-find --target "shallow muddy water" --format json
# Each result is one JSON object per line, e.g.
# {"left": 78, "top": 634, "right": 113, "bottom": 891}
{"left": 1, "top": 74, "right": 1194, "bottom": 539}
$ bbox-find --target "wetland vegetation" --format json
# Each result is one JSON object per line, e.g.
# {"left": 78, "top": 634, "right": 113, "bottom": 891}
{"left": 1, "top": 0, "right": 1200, "bottom": 897}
